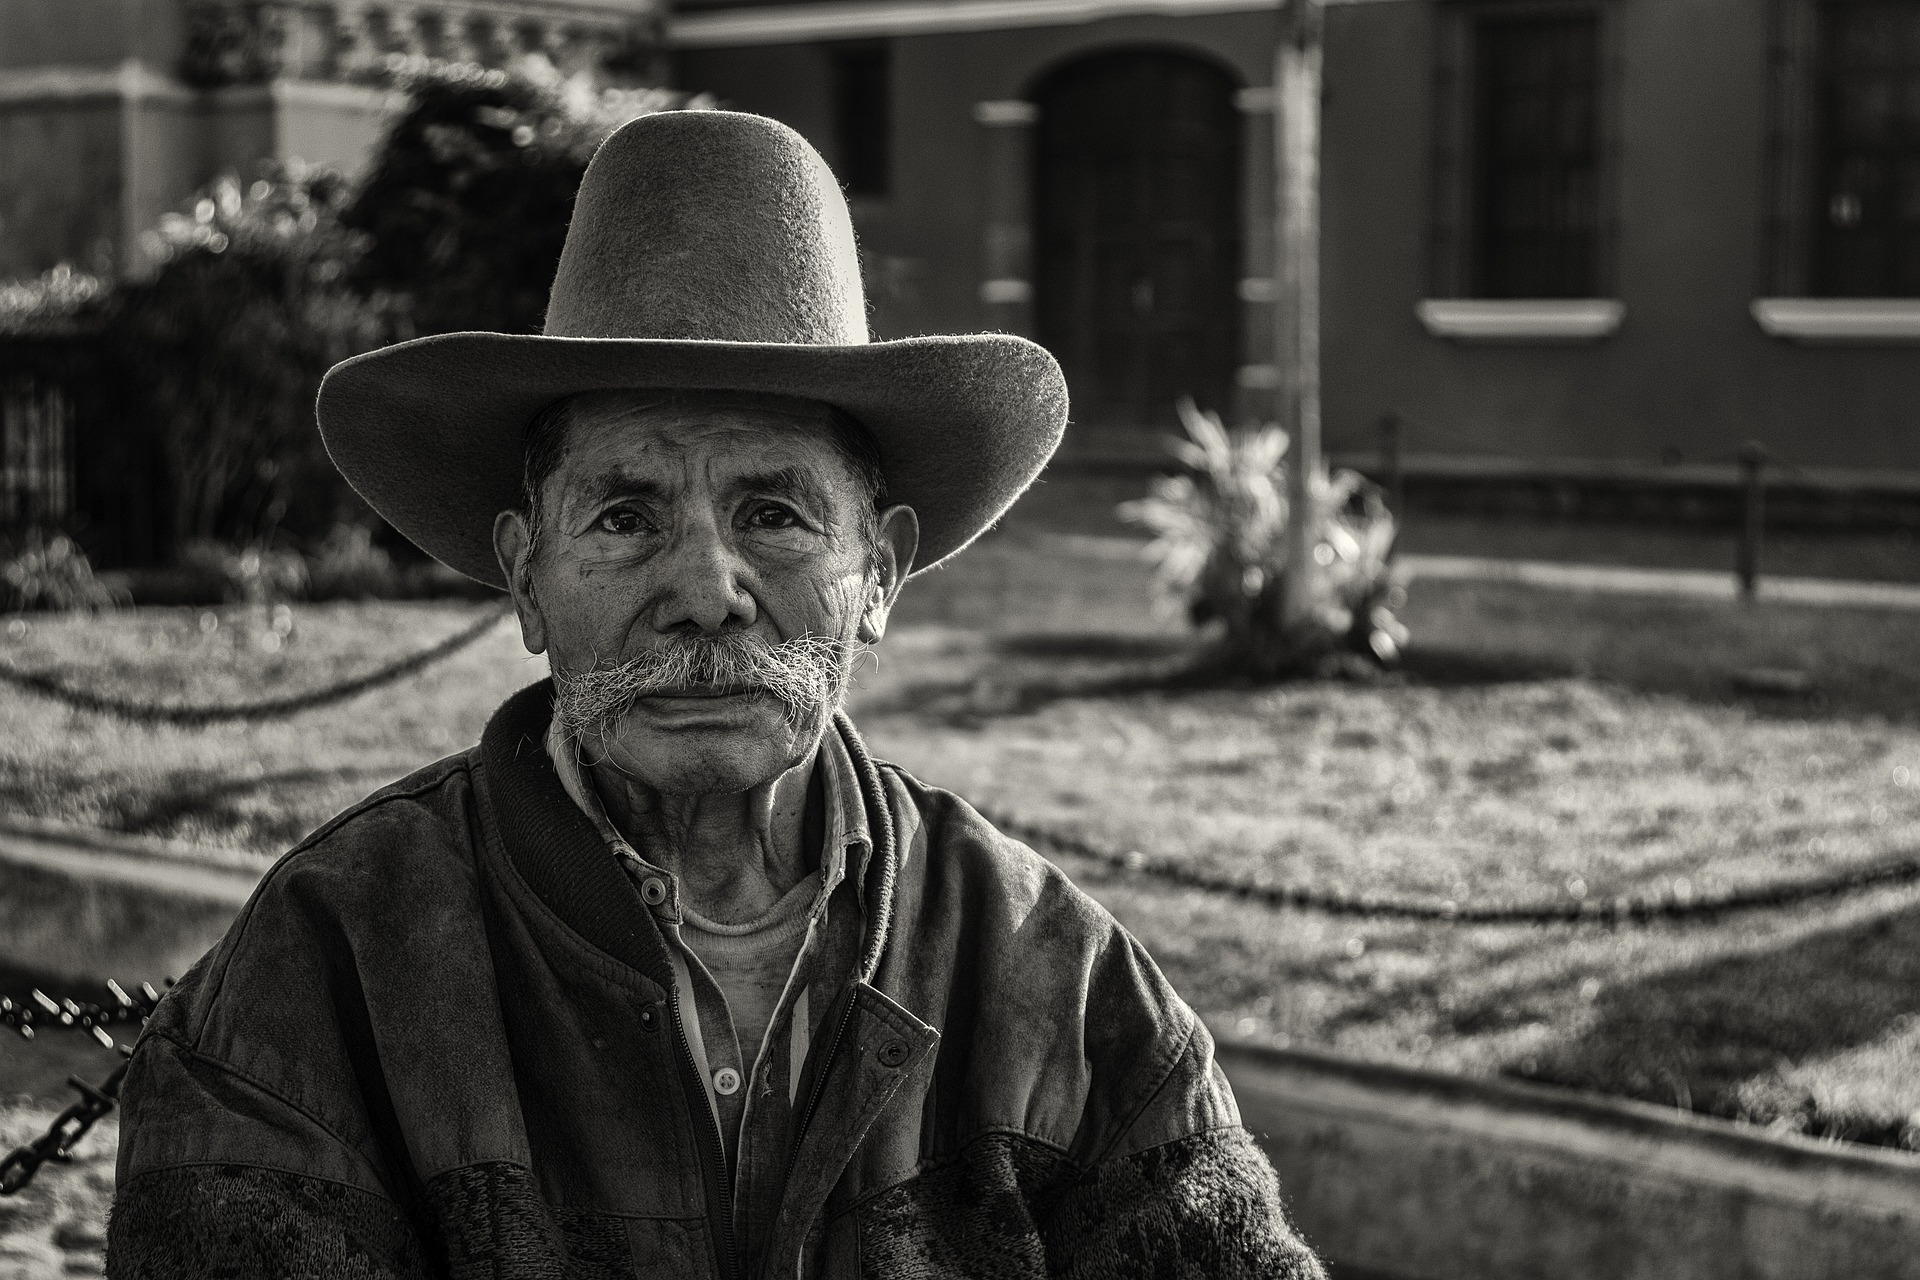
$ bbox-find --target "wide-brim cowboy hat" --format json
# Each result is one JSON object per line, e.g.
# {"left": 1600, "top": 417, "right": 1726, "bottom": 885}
{"left": 317, "top": 109, "right": 1068, "bottom": 588}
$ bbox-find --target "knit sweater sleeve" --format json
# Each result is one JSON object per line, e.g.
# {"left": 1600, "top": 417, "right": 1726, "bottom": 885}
{"left": 1037, "top": 1018, "right": 1326, "bottom": 1280}
{"left": 106, "top": 1033, "right": 432, "bottom": 1280}
{"left": 1036, "top": 1126, "right": 1325, "bottom": 1280}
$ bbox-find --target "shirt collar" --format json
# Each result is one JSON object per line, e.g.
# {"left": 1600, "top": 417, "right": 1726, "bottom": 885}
{"left": 543, "top": 715, "right": 871, "bottom": 901}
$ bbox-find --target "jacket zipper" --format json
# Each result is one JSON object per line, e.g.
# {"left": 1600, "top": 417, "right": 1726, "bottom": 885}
{"left": 668, "top": 985, "right": 742, "bottom": 1280}
{"left": 783, "top": 987, "right": 858, "bottom": 1189}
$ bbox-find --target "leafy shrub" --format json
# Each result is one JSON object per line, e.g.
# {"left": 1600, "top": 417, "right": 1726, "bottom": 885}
{"left": 1119, "top": 398, "right": 1408, "bottom": 677}
{"left": 110, "top": 164, "right": 400, "bottom": 551}
{"left": 0, "top": 532, "right": 126, "bottom": 612}
{"left": 347, "top": 58, "right": 708, "bottom": 336}
{"left": 0, "top": 264, "right": 107, "bottom": 335}
{"left": 306, "top": 523, "right": 402, "bottom": 601}
{"left": 177, "top": 540, "right": 310, "bottom": 604}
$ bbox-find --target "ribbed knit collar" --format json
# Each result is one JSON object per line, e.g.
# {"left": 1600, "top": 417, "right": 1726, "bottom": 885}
{"left": 476, "top": 681, "right": 897, "bottom": 988}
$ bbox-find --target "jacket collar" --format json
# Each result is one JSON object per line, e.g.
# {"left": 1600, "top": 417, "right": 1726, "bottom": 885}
{"left": 540, "top": 707, "right": 874, "bottom": 915}
{"left": 476, "top": 682, "right": 899, "bottom": 987}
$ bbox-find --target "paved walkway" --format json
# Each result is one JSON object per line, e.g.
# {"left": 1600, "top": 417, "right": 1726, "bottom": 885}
{"left": 1037, "top": 533, "right": 1920, "bottom": 611}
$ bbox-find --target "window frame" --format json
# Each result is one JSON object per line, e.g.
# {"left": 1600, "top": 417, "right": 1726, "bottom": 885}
{"left": 1764, "top": 0, "right": 1920, "bottom": 298}
{"left": 828, "top": 39, "right": 893, "bottom": 201}
{"left": 1428, "top": 0, "right": 1623, "bottom": 301}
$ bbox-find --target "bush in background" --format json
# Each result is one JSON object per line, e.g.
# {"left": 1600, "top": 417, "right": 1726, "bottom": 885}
{"left": 0, "top": 58, "right": 698, "bottom": 589}
{"left": 1120, "top": 397, "right": 1408, "bottom": 677}
{"left": 0, "top": 531, "right": 126, "bottom": 612}
{"left": 0, "top": 264, "right": 106, "bottom": 335}
{"left": 347, "top": 58, "right": 706, "bottom": 336}
{"left": 305, "top": 523, "right": 403, "bottom": 601}
{"left": 108, "top": 164, "right": 402, "bottom": 551}
{"left": 176, "top": 540, "right": 311, "bottom": 604}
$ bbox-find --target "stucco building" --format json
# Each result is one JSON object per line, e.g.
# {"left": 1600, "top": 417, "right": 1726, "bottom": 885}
{"left": 0, "top": 0, "right": 662, "bottom": 282}
{"left": 4, "top": 0, "right": 1919, "bottom": 509}
{"left": 669, "top": 0, "right": 1920, "bottom": 483}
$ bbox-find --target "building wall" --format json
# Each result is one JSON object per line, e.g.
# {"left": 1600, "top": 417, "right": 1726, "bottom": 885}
{"left": 0, "top": 99, "right": 125, "bottom": 277}
{"left": 679, "top": 10, "right": 1275, "bottom": 454}
{"left": 680, "top": 0, "right": 1920, "bottom": 475}
{"left": 0, "top": 0, "right": 653, "bottom": 279}
{"left": 1320, "top": 0, "right": 1920, "bottom": 474}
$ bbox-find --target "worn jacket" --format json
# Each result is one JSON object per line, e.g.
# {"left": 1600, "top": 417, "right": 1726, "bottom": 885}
{"left": 107, "top": 682, "right": 1324, "bottom": 1279}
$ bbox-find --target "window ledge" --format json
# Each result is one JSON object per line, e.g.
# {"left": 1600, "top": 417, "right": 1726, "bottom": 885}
{"left": 1417, "top": 298, "right": 1624, "bottom": 343}
{"left": 1751, "top": 298, "right": 1920, "bottom": 343}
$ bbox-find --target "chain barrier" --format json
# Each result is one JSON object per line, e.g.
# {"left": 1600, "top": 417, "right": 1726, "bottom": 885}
{"left": 1, "top": 980, "right": 167, "bottom": 1195}
{"left": 0, "top": 602, "right": 511, "bottom": 726}
{"left": 5, "top": 815, "right": 1917, "bottom": 1197}
{"left": 981, "top": 806, "right": 1920, "bottom": 925}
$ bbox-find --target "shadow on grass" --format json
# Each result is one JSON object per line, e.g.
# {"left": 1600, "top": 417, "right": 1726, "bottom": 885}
{"left": 1510, "top": 902, "right": 1920, "bottom": 1150}
{"left": 867, "top": 631, "right": 1582, "bottom": 724}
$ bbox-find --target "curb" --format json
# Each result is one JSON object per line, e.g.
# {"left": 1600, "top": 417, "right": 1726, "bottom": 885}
{"left": 0, "top": 819, "right": 262, "bottom": 986}
{"left": 1220, "top": 1039, "right": 1920, "bottom": 1280}
{"left": 6, "top": 821, "right": 1917, "bottom": 1280}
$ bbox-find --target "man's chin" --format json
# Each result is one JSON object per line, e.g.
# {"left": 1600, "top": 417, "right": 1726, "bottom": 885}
{"left": 585, "top": 698, "right": 831, "bottom": 793}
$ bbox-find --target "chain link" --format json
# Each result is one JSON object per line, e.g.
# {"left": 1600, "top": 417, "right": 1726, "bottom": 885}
{"left": 0, "top": 602, "right": 509, "bottom": 726}
{"left": 1, "top": 979, "right": 166, "bottom": 1196}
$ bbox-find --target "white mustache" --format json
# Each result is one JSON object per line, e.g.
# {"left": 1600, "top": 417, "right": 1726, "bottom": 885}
{"left": 552, "top": 631, "right": 859, "bottom": 740}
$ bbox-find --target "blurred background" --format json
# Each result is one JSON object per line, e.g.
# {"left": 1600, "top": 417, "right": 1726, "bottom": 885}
{"left": 1, "top": 1, "right": 1918, "bottom": 1277}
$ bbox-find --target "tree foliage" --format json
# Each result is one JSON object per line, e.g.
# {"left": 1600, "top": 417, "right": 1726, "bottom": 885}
{"left": 102, "top": 165, "right": 398, "bottom": 550}
{"left": 347, "top": 60, "right": 701, "bottom": 336}
{"left": 1, "top": 59, "right": 698, "bottom": 571}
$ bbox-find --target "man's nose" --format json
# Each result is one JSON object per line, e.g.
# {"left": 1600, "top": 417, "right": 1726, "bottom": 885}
{"left": 650, "top": 520, "right": 756, "bottom": 633}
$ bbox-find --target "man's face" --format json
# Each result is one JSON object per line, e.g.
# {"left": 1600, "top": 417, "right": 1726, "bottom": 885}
{"left": 494, "top": 391, "right": 915, "bottom": 795}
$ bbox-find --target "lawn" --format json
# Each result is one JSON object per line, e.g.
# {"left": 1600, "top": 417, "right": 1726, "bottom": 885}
{"left": 3, "top": 527, "right": 1919, "bottom": 1158}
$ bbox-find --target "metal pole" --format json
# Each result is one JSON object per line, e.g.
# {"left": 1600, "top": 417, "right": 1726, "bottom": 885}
{"left": 1380, "top": 411, "right": 1404, "bottom": 519}
{"left": 1736, "top": 441, "right": 1767, "bottom": 601}
{"left": 1276, "top": 0, "right": 1325, "bottom": 629}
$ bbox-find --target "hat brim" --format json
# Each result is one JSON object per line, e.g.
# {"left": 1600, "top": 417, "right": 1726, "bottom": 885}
{"left": 317, "top": 330, "right": 1069, "bottom": 588}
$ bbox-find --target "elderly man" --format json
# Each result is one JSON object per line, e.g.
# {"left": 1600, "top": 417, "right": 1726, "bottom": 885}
{"left": 107, "top": 112, "right": 1323, "bottom": 1279}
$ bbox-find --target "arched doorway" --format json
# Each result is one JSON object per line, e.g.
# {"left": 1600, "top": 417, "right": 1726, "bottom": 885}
{"left": 1033, "top": 49, "right": 1243, "bottom": 436}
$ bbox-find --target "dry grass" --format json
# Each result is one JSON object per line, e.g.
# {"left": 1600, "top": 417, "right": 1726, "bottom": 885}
{"left": 2, "top": 531, "right": 1919, "bottom": 1153}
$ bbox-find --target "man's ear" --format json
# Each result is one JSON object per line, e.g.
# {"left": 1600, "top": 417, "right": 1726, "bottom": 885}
{"left": 492, "top": 508, "right": 548, "bottom": 655}
{"left": 858, "top": 504, "right": 919, "bottom": 645}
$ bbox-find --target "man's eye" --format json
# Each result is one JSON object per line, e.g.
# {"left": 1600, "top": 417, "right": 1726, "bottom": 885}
{"left": 747, "top": 503, "right": 801, "bottom": 530}
{"left": 598, "top": 509, "right": 649, "bottom": 535}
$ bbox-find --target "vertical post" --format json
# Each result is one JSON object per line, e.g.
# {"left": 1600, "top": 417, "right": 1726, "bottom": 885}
{"left": 1380, "top": 411, "right": 1404, "bottom": 565}
{"left": 1233, "top": 86, "right": 1279, "bottom": 427}
{"left": 1276, "top": 0, "right": 1325, "bottom": 629}
{"left": 1737, "top": 441, "right": 1767, "bottom": 601}
{"left": 1380, "top": 411, "right": 1404, "bottom": 520}
{"left": 973, "top": 99, "right": 1040, "bottom": 336}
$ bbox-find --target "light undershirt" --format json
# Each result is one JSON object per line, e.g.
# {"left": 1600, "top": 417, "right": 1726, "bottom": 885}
{"left": 680, "top": 873, "right": 818, "bottom": 1068}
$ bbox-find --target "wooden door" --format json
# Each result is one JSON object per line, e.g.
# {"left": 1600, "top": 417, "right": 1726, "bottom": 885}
{"left": 1034, "top": 50, "right": 1243, "bottom": 434}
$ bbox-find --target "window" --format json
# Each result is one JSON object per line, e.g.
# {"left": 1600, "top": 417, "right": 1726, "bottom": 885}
{"left": 1471, "top": 12, "right": 1602, "bottom": 297}
{"left": 1812, "top": 0, "right": 1920, "bottom": 295}
{"left": 1428, "top": 2, "right": 1615, "bottom": 303}
{"left": 830, "top": 42, "right": 890, "bottom": 198}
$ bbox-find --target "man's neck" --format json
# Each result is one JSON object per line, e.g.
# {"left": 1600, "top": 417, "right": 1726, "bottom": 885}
{"left": 587, "top": 754, "right": 817, "bottom": 924}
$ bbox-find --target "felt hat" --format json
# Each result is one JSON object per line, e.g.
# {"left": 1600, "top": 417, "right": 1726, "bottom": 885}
{"left": 317, "top": 109, "right": 1068, "bottom": 588}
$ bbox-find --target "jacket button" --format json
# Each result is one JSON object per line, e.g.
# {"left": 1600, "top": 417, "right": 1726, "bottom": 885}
{"left": 877, "top": 1040, "right": 910, "bottom": 1068}
{"left": 712, "top": 1067, "right": 741, "bottom": 1096}
{"left": 638, "top": 1005, "right": 659, "bottom": 1032}
{"left": 640, "top": 877, "right": 668, "bottom": 907}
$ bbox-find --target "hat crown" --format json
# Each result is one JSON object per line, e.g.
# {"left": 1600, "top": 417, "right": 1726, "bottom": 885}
{"left": 544, "top": 111, "right": 869, "bottom": 346}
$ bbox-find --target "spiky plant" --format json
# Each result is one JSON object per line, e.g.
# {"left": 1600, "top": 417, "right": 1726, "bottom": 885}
{"left": 1119, "top": 398, "right": 1408, "bottom": 677}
